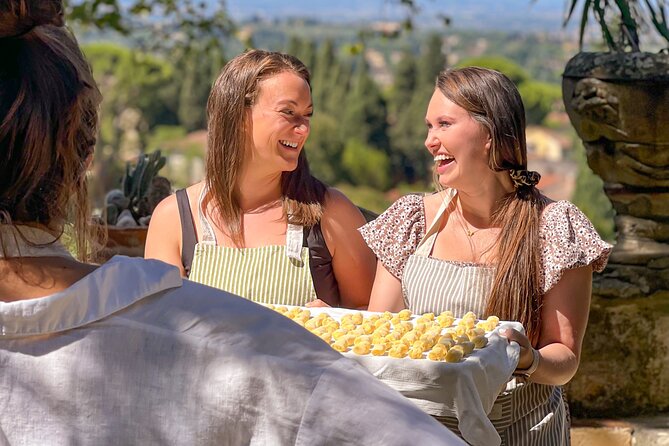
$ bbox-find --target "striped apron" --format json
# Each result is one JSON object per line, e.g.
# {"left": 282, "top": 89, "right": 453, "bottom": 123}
{"left": 402, "top": 191, "right": 570, "bottom": 446}
{"left": 189, "top": 189, "right": 317, "bottom": 306}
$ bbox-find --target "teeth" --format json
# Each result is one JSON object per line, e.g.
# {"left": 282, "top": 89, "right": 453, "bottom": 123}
{"left": 434, "top": 154, "right": 454, "bottom": 162}
{"left": 280, "top": 140, "right": 298, "bottom": 148}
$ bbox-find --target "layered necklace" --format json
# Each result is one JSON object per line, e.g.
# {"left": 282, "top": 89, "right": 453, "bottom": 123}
{"left": 452, "top": 198, "right": 497, "bottom": 263}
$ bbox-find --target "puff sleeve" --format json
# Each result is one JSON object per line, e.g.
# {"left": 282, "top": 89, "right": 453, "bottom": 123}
{"left": 358, "top": 194, "right": 426, "bottom": 280}
{"left": 540, "top": 201, "right": 613, "bottom": 293}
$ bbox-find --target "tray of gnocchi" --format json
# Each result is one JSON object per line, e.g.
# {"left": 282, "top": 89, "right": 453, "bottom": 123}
{"left": 266, "top": 305, "right": 523, "bottom": 446}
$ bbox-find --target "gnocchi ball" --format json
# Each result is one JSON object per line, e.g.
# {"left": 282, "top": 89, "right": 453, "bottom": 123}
{"left": 445, "top": 346, "right": 464, "bottom": 363}
{"left": 398, "top": 309, "right": 412, "bottom": 320}
{"left": 472, "top": 335, "right": 488, "bottom": 349}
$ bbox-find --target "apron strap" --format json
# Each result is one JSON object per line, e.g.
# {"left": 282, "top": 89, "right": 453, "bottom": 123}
{"left": 414, "top": 189, "right": 457, "bottom": 258}
{"left": 285, "top": 223, "right": 304, "bottom": 261}
{"left": 197, "top": 186, "right": 217, "bottom": 245}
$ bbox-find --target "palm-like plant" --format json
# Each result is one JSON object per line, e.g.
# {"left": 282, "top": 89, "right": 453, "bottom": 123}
{"left": 565, "top": 0, "right": 669, "bottom": 52}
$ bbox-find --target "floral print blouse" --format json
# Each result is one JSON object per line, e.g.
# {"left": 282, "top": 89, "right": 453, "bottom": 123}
{"left": 359, "top": 193, "right": 612, "bottom": 294}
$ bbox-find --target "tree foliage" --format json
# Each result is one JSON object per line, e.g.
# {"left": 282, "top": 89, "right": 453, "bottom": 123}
{"left": 66, "top": 0, "right": 234, "bottom": 51}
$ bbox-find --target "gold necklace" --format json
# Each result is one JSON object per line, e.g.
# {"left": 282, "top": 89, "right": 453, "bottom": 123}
{"left": 456, "top": 207, "right": 481, "bottom": 238}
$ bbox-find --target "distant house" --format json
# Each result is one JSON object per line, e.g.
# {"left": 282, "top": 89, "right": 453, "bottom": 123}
{"left": 526, "top": 124, "right": 577, "bottom": 201}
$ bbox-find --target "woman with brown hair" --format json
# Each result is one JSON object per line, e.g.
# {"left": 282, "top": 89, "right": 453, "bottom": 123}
{"left": 0, "top": 2, "right": 470, "bottom": 444}
{"left": 146, "top": 49, "right": 375, "bottom": 309}
{"left": 360, "top": 67, "right": 612, "bottom": 444}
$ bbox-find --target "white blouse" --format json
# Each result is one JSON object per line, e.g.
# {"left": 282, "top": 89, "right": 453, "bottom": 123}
{"left": 0, "top": 255, "right": 463, "bottom": 446}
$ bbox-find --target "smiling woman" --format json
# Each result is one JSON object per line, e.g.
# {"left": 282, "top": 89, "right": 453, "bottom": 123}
{"left": 360, "top": 66, "right": 612, "bottom": 444}
{"left": 146, "top": 49, "right": 376, "bottom": 309}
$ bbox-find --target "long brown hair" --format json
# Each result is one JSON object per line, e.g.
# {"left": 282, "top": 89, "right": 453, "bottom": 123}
{"left": 206, "top": 49, "right": 326, "bottom": 246}
{"left": 0, "top": 0, "right": 101, "bottom": 260}
{"left": 436, "top": 67, "right": 547, "bottom": 344}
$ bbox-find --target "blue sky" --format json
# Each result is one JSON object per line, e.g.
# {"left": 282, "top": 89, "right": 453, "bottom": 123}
{"left": 226, "top": 0, "right": 571, "bottom": 32}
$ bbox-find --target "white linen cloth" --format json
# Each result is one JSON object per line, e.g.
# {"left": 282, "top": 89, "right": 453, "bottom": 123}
{"left": 0, "top": 254, "right": 465, "bottom": 446}
{"left": 305, "top": 307, "right": 522, "bottom": 446}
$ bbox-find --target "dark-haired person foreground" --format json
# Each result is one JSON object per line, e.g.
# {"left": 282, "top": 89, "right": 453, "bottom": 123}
{"left": 361, "top": 67, "right": 612, "bottom": 445}
{"left": 0, "top": 2, "right": 464, "bottom": 444}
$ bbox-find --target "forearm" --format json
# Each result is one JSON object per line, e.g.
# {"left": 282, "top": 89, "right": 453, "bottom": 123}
{"left": 527, "top": 342, "right": 579, "bottom": 386}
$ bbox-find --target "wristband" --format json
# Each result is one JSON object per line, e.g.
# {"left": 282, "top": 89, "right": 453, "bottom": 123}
{"left": 514, "top": 348, "right": 540, "bottom": 379}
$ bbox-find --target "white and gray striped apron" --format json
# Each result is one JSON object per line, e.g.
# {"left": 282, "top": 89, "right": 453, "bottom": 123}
{"left": 189, "top": 189, "right": 317, "bottom": 306}
{"left": 402, "top": 191, "right": 570, "bottom": 446}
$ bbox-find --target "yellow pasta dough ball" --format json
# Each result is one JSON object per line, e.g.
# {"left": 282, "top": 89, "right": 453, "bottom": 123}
{"left": 332, "top": 340, "right": 348, "bottom": 352}
{"left": 445, "top": 346, "right": 464, "bottom": 363}
{"left": 341, "top": 323, "right": 356, "bottom": 332}
{"left": 437, "top": 315, "right": 454, "bottom": 328}
{"left": 472, "top": 335, "right": 489, "bottom": 349}
{"left": 332, "top": 329, "right": 348, "bottom": 340}
{"left": 458, "top": 341, "right": 475, "bottom": 355}
{"left": 354, "top": 335, "right": 372, "bottom": 346}
{"left": 360, "top": 322, "right": 375, "bottom": 335}
{"left": 487, "top": 315, "right": 500, "bottom": 325}
{"left": 275, "top": 306, "right": 288, "bottom": 315}
{"left": 467, "top": 328, "right": 486, "bottom": 340}
{"left": 319, "top": 332, "right": 332, "bottom": 343}
{"left": 388, "top": 344, "right": 408, "bottom": 358}
{"left": 304, "top": 319, "right": 320, "bottom": 331}
{"left": 413, "top": 339, "right": 431, "bottom": 352}
{"left": 385, "top": 331, "right": 403, "bottom": 342}
{"left": 408, "top": 346, "right": 424, "bottom": 359}
{"left": 349, "top": 327, "right": 365, "bottom": 337}
{"left": 398, "top": 309, "right": 412, "bottom": 321}
{"left": 326, "top": 321, "right": 340, "bottom": 331}
{"left": 427, "top": 349, "right": 445, "bottom": 361}
{"left": 371, "top": 343, "right": 387, "bottom": 356}
{"left": 455, "top": 325, "right": 468, "bottom": 337}
{"left": 382, "top": 311, "right": 393, "bottom": 320}
{"left": 343, "top": 334, "right": 356, "bottom": 347}
{"left": 418, "top": 312, "right": 435, "bottom": 322}
{"left": 351, "top": 312, "right": 364, "bottom": 325}
{"left": 438, "top": 337, "right": 455, "bottom": 350}
{"left": 463, "top": 311, "right": 477, "bottom": 320}
{"left": 456, "top": 335, "right": 470, "bottom": 345}
{"left": 400, "top": 332, "right": 418, "bottom": 345}
{"left": 353, "top": 342, "right": 371, "bottom": 355}
{"left": 399, "top": 321, "right": 413, "bottom": 332}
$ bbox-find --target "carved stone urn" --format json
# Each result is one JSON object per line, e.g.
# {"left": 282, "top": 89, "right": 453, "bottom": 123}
{"left": 562, "top": 52, "right": 669, "bottom": 417}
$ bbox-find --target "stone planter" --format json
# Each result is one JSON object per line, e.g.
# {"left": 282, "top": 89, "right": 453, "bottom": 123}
{"left": 562, "top": 52, "right": 669, "bottom": 417}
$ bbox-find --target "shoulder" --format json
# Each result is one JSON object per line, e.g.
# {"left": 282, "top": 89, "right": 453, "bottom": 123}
{"left": 323, "top": 187, "right": 358, "bottom": 214}
{"left": 539, "top": 200, "right": 613, "bottom": 292}
{"left": 149, "top": 194, "right": 179, "bottom": 227}
{"left": 358, "top": 193, "right": 427, "bottom": 280}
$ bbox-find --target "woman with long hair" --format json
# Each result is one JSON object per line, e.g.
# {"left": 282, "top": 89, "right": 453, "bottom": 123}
{"left": 146, "top": 49, "right": 375, "bottom": 309}
{"left": 0, "top": 2, "right": 467, "bottom": 443}
{"left": 360, "top": 66, "right": 611, "bottom": 444}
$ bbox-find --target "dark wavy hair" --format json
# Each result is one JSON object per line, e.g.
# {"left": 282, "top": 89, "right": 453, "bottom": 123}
{"left": 0, "top": 0, "right": 101, "bottom": 260}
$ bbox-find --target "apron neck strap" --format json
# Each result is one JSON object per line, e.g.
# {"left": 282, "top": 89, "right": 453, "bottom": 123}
{"left": 414, "top": 189, "right": 457, "bottom": 258}
{"left": 198, "top": 186, "right": 304, "bottom": 260}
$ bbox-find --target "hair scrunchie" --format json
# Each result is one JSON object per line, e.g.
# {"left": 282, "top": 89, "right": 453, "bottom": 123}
{"left": 509, "top": 169, "right": 541, "bottom": 189}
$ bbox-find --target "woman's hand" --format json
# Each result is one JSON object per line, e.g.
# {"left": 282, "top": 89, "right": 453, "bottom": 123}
{"left": 499, "top": 327, "right": 535, "bottom": 370}
{"left": 305, "top": 299, "right": 331, "bottom": 308}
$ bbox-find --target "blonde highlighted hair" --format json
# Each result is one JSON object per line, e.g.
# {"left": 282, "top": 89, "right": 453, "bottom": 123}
{"left": 436, "top": 67, "right": 547, "bottom": 345}
{"left": 206, "top": 49, "right": 326, "bottom": 246}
